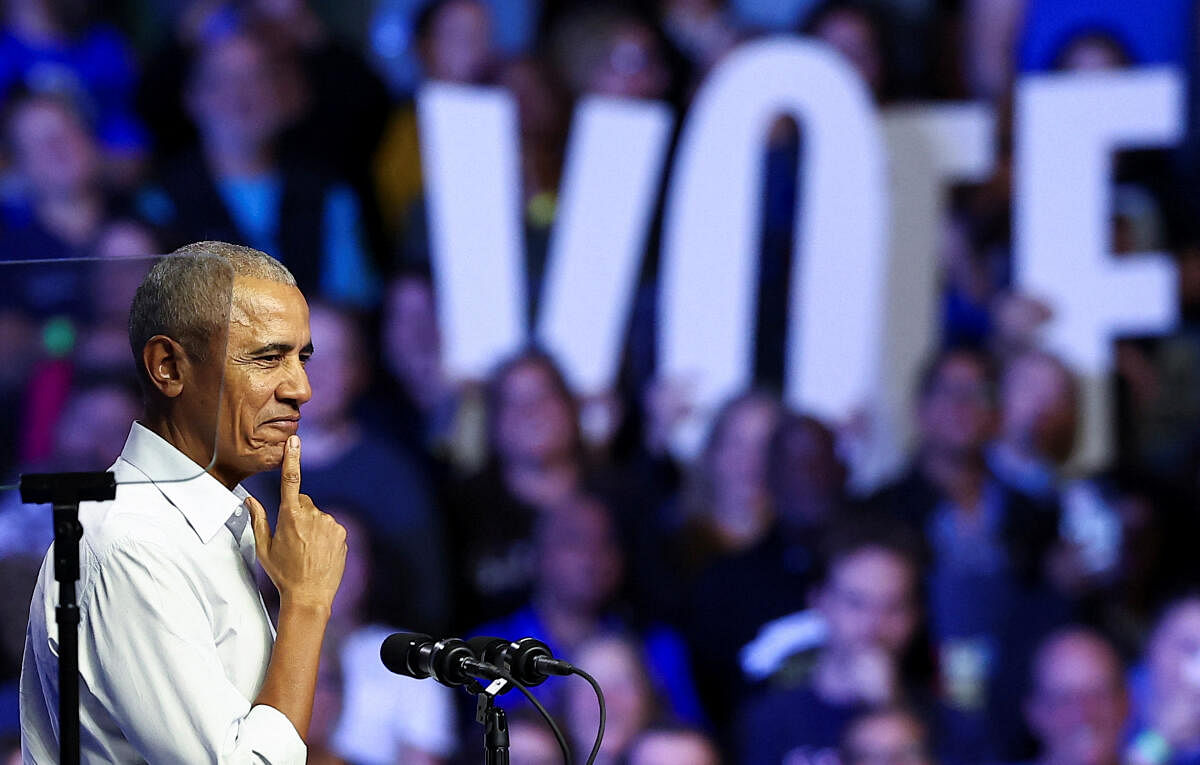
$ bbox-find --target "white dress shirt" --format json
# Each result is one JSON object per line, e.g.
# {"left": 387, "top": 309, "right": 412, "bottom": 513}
{"left": 20, "top": 422, "right": 306, "bottom": 763}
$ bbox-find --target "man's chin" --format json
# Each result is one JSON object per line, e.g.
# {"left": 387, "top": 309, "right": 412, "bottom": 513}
{"left": 240, "top": 439, "right": 289, "bottom": 475}
{"left": 262, "top": 440, "right": 288, "bottom": 469}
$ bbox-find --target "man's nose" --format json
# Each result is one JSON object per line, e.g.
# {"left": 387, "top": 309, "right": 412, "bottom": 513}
{"left": 279, "top": 360, "right": 312, "bottom": 405}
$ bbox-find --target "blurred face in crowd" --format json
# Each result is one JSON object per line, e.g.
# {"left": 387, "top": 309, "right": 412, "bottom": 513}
{"left": 382, "top": 276, "right": 444, "bottom": 405}
{"left": 53, "top": 386, "right": 140, "bottom": 470}
{"left": 1148, "top": 599, "right": 1200, "bottom": 716}
{"left": 1000, "top": 353, "right": 1078, "bottom": 464}
{"left": 187, "top": 34, "right": 286, "bottom": 152}
{"left": 918, "top": 353, "right": 996, "bottom": 458}
{"left": 627, "top": 729, "right": 720, "bottom": 765}
{"left": 1057, "top": 35, "right": 1129, "bottom": 72}
{"left": 708, "top": 396, "right": 780, "bottom": 507}
{"left": 816, "top": 547, "right": 918, "bottom": 660}
{"left": 421, "top": 0, "right": 492, "bottom": 83}
{"left": 769, "top": 416, "right": 845, "bottom": 528}
{"left": 1026, "top": 631, "right": 1128, "bottom": 765}
{"left": 95, "top": 220, "right": 157, "bottom": 258}
{"left": 588, "top": 22, "right": 670, "bottom": 99}
{"left": 842, "top": 709, "right": 933, "bottom": 765}
{"left": 566, "top": 637, "right": 655, "bottom": 760}
{"left": 8, "top": 97, "right": 100, "bottom": 200}
{"left": 92, "top": 222, "right": 157, "bottom": 321}
{"left": 537, "top": 497, "right": 623, "bottom": 613}
{"left": 494, "top": 358, "right": 576, "bottom": 465}
{"left": 299, "top": 304, "right": 364, "bottom": 428}
{"left": 812, "top": 8, "right": 884, "bottom": 98}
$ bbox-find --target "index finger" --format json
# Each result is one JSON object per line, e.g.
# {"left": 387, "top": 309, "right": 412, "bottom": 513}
{"left": 280, "top": 435, "right": 301, "bottom": 509}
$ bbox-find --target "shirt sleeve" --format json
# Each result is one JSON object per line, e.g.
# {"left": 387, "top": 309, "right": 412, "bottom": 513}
{"left": 73, "top": 538, "right": 306, "bottom": 764}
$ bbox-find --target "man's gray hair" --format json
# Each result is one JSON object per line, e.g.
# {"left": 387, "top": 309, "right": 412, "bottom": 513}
{"left": 128, "top": 241, "right": 296, "bottom": 385}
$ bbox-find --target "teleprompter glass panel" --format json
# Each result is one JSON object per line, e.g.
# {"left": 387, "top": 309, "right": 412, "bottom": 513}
{"left": 0, "top": 252, "right": 236, "bottom": 548}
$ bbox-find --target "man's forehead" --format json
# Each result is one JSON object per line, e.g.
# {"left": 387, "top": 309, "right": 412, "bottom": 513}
{"left": 229, "top": 277, "right": 310, "bottom": 340}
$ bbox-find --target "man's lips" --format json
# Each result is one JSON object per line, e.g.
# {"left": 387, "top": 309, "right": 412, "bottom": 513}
{"left": 262, "top": 416, "right": 300, "bottom": 432}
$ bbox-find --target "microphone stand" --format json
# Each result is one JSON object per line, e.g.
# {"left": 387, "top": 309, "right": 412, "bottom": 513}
{"left": 20, "top": 471, "right": 116, "bottom": 765}
{"left": 467, "top": 677, "right": 511, "bottom": 765}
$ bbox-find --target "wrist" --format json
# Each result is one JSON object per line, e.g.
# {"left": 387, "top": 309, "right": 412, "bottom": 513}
{"left": 278, "top": 596, "right": 333, "bottom": 621}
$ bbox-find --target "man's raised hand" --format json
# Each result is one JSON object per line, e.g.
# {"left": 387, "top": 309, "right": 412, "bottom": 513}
{"left": 246, "top": 435, "right": 347, "bottom": 613}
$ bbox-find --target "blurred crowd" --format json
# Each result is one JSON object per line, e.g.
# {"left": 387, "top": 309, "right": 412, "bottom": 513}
{"left": 4, "top": 0, "right": 1200, "bottom": 763}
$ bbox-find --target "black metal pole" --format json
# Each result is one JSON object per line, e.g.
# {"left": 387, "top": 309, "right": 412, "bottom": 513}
{"left": 20, "top": 472, "right": 114, "bottom": 765}
{"left": 470, "top": 681, "right": 512, "bottom": 765}
{"left": 53, "top": 502, "right": 82, "bottom": 765}
{"left": 480, "top": 696, "right": 509, "bottom": 765}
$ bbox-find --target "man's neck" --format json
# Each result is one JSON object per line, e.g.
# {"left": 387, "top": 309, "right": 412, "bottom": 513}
{"left": 141, "top": 415, "right": 243, "bottom": 490}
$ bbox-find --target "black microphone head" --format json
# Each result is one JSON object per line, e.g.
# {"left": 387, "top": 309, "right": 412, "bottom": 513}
{"left": 381, "top": 632, "right": 434, "bottom": 678}
{"left": 466, "top": 635, "right": 512, "bottom": 667}
{"left": 428, "top": 637, "right": 478, "bottom": 687}
{"left": 509, "top": 637, "right": 554, "bottom": 687}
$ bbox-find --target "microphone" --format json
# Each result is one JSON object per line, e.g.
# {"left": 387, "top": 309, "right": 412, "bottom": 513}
{"left": 466, "top": 636, "right": 575, "bottom": 686}
{"left": 380, "top": 632, "right": 501, "bottom": 687}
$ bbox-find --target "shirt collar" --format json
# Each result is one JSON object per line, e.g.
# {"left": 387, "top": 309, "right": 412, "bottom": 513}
{"left": 117, "top": 422, "right": 251, "bottom": 545}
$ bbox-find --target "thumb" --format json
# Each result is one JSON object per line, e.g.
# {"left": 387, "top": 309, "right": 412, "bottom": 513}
{"left": 246, "top": 496, "right": 272, "bottom": 559}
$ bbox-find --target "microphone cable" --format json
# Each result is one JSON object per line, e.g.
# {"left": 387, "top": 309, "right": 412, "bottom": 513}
{"left": 492, "top": 665, "right": 572, "bottom": 765}
{"left": 571, "top": 667, "right": 605, "bottom": 765}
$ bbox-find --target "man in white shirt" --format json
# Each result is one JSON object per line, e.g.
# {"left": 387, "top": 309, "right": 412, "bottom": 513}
{"left": 21, "top": 241, "right": 348, "bottom": 763}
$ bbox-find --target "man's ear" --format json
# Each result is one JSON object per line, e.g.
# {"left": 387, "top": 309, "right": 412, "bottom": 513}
{"left": 142, "top": 335, "right": 187, "bottom": 399}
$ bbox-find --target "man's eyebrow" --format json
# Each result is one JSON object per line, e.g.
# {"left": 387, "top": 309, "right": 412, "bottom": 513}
{"left": 247, "top": 342, "right": 314, "bottom": 355}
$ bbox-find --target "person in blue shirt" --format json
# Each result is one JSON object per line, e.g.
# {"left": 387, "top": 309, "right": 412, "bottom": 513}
{"left": 0, "top": 0, "right": 147, "bottom": 166}
{"left": 138, "top": 28, "right": 380, "bottom": 308}
{"left": 0, "top": 88, "right": 133, "bottom": 321}
{"left": 471, "top": 492, "right": 706, "bottom": 730}
{"left": 1125, "top": 596, "right": 1200, "bottom": 765}
{"left": 736, "top": 516, "right": 926, "bottom": 765}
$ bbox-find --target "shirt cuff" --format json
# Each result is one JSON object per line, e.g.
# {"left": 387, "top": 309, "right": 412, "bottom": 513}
{"left": 237, "top": 704, "right": 307, "bottom": 764}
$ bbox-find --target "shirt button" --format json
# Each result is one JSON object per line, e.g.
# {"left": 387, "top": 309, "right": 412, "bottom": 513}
{"left": 234, "top": 507, "right": 243, "bottom": 517}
